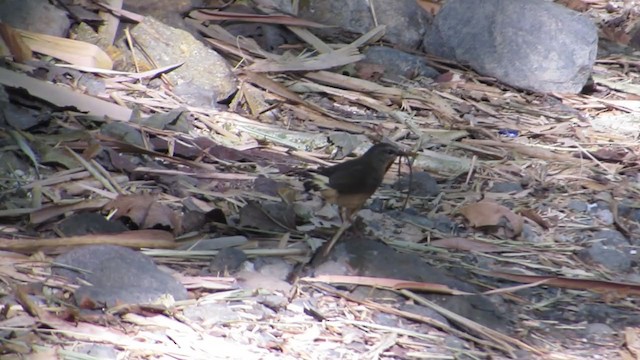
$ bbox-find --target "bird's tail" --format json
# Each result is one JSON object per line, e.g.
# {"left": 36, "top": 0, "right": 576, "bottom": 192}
{"left": 300, "top": 171, "right": 330, "bottom": 193}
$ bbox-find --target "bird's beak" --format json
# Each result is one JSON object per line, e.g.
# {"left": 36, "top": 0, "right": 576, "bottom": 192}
{"left": 400, "top": 150, "right": 418, "bottom": 157}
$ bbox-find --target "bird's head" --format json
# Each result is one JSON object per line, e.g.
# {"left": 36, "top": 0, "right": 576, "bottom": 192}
{"left": 362, "top": 142, "right": 409, "bottom": 171}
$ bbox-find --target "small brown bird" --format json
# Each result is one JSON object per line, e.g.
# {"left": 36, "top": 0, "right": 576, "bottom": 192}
{"left": 303, "top": 142, "right": 407, "bottom": 254}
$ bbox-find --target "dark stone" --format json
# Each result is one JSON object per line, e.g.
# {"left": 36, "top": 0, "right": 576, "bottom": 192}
{"left": 488, "top": 182, "right": 523, "bottom": 193}
{"left": 400, "top": 303, "right": 449, "bottom": 326}
{"left": 253, "top": 176, "right": 283, "bottom": 197}
{"left": 331, "top": 235, "right": 509, "bottom": 331}
{"left": 567, "top": 199, "right": 588, "bottom": 212}
{"left": 393, "top": 171, "right": 440, "bottom": 197}
{"left": 209, "top": 247, "right": 247, "bottom": 275}
{"left": 299, "top": 0, "right": 430, "bottom": 49}
{"left": 423, "top": 0, "right": 597, "bottom": 93}
{"left": 362, "top": 46, "right": 439, "bottom": 81}
{"left": 53, "top": 245, "right": 188, "bottom": 307}
{"left": 578, "top": 242, "right": 632, "bottom": 273}
{"left": 0, "top": 0, "right": 70, "bottom": 37}
{"left": 57, "top": 213, "right": 128, "bottom": 236}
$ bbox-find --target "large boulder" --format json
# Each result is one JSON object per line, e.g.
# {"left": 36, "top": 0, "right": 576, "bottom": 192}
{"left": 299, "top": 0, "right": 430, "bottom": 49}
{"left": 423, "top": 0, "right": 598, "bottom": 93}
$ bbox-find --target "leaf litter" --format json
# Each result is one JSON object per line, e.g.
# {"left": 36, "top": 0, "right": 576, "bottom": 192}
{"left": 1, "top": 1, "right": 640, "bottom": 359}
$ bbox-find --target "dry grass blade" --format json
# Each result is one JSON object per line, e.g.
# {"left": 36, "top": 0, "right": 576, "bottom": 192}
{"left": 189, "top": 9, "right": 332, "bottom": 28}
{"left": 311, "top": 282, "right": 511, "bottom": 354}
{"left": 302, "top": 275, "right": 474, "bottom": 295}
{"left": 247, "top": 47, "right": 365, "bottom": 72}
{"left": 143, "top": 248, "right": 307, "bottom": 258}
{"left": 400, "top": 290, "right": 543, "bottom": 356}
{"left": 65, "top": 147, "right": 118, "bottom": 194}
{"left": 487, "top": 271, "right": 640, "bottom": 296}
{"left": 186, "top": 18, "right": 272, "bottom": 60}
{"left": 287, "top": 26, "right": 333, "bottom": 54}
{"left": 15, "top": 28, "right": 113, "bottom": 69}
{"left": 30, "top": 198, "right": 111, "bottom": 225}
{"left": 97, "top": 0, "right": 123, "bottom": 46}
{"left": 55, "top": 62, "right": 184, "bottom": 79}
{"left": 9, "top": 130, "right": 40, "bottom": 178}
{"left": 0, "top": 230, "right": 176, "bottom": 252}
{"left": 0, "top": 68, "right": 132, "bottom": 119}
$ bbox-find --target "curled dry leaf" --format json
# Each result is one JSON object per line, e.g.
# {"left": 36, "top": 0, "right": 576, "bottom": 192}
{"left": 459, "top": 200, "right": 523, "bottom": 238}
{"left": 430, "top": 237, "right": 508, "bottom": 253}
{"left": 104, "top": 194, "right": 182, "bottom": 234}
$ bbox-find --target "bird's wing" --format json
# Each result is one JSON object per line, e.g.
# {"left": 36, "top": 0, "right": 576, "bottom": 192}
{"left": 326, "top": 161, "right": 382, "bottom": 195}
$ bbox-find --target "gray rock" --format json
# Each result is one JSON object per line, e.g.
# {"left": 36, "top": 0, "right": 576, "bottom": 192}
{"left": 335, "top": 235, "right": 509, "bottom": 331}
{"left": 423, "top": 0, "right": 597, "bottom": 93}
{"left": 0, "top": 0, "right": 70, "bottom": 37}
{"left": 400, "top": 303, "right": 449, "bottom": 326}
{"left": 254, "top": 257, "right": 294, "bottom": 280}
{"left": 180, "top": 235, "right": 248, "bottom": 251}
{"left": 371, "top": 312, "right": 400, "bottom": 328}
{"left": 182, "top": 303, "right": 241, "bottom": 323}
{"left": 567, "top": 199, "right": 588, "bottom": 212}
{"left": 393, "top": 171, "right": 440, "bottom": 196}
{"left": 223, "top": 5, "right": 299, "bottom": 54}
{"left": 0, "top": 102, "right": 45, "bottom": 130}
{"left": 54, "top": 245, "right": 188, "bottom": 307}
{"left": 257, "top": 294, "right": 289, "bottom": 310}
{"left": 580, "top": 323, "right": 617, "bottom": 343}
{"left": 489, "top": 182, "right": 523, "bottom": 193}
{"left": 579, "top": 242, "right": 632, "bottom": 273}
{"left": 130, "top": 17, "right": 237, "bottom": 107}
{"left": 76, "top": 344, "right": 119, "bottom": 360}
{"left": 362, "top": 46, "right": 439, "bottom": 81}
{"left": 521, "top": 223, "right": 541, "bottom": 243}
{"left": 593, "top": 209, "right": 614, "bottom": 226}
{"left": 299, "top": 0, "right": 430, "bottom": 49}
{"left": 443, "top": 336, "right": 475, "bottom": 360}
{"left": 592, "top": 229, "right": 629, "bottom": 247}
{"left": 209, "top": 247, "right": 248, "bottom": 274}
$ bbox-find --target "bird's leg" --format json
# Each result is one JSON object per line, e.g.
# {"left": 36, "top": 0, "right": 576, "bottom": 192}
{"left": 322, "top": 207, "right": 353, "bottom": 256}
{"left": 323, "top": 220, "right": 350, "bottom": 256}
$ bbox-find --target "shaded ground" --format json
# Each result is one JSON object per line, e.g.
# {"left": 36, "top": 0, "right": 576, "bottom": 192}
{"left": 2, "top": 1, "right": 640, "bottom": 360}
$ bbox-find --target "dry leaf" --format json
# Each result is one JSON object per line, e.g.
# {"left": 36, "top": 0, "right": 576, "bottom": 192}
{"left": 104, "top": 194, "right": 181, "bottom": 233}
{"left": 0, "top": 23, "right": 32, "bottom": 63}
{"left": 15, "top": 28, "right": 113, "bottom": 69}
{"left": 519, "top": 209, "right": 550, "bottom": 230}
{"left": 430, "top": 237, "right": 508, "bottom": 252}
{"left": 459, "top": 200, "right": 523, "bottom": 237}
{"left": 624, "top": 328, "right": 640, "bottom": 358}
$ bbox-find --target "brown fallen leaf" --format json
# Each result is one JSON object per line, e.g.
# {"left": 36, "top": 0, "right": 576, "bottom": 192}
{"left": 104, "top": 194, "right": 181, "bottom": 233}
{"left": 582, "top": 147, "right": 630, "bottom": 162}
{"left": 489, "top": 271, "right": 640, "bottom": 297}
{"left": 459, "top": 200, "right": 523, "bottom": 238}
{"left": 0, "top": 23, "right": 32, "bottom": 63}
{"left": 14, "top": 284, "right": 45, "bottom": 318}
{"left": 519, "top": 209, "right": 550, "bottom": 230}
